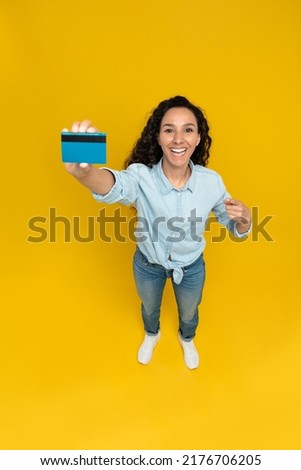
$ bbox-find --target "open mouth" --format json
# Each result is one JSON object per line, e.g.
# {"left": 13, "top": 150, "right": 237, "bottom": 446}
{"left": 170, "top": 148, "right": 187, "bottom": 156}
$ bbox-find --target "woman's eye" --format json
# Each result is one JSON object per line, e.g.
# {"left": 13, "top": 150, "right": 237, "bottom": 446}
{"left": 164, "top": 128, "right": 173, "bottom": 133}
{"left": 185, "top": 128, "right": 193, "bottom": 133}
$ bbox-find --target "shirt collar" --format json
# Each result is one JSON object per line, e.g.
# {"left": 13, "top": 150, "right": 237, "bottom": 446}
{"left": 154, "top": 158, "right": 197, "bottom": 196}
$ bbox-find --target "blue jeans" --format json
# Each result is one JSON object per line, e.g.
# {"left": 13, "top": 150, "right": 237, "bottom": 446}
{"left": 133, "top": 248, "right": 206, "bottom": 341}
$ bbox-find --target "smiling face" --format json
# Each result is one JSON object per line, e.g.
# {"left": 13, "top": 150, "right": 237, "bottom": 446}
{"left": 157, "top": 107, "right": 201, "bottom": 171}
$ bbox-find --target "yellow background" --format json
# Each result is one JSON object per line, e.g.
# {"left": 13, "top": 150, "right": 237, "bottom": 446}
{"left": 0, "top": 0, "right": 300, "bottom": 450}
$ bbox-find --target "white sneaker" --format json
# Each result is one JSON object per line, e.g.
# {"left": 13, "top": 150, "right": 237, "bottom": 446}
{"left": 178, "top": 333, "right": 199, "bottom": 369}
{"left": 138, "top": 332, "right": 161, "bottom": 365}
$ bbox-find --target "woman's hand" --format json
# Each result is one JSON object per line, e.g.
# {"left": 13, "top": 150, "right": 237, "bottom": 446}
{"left": 62, "top": 119, "right": 99, "bottom": 177}
{"left": 62, "top": 119, "right": 115, "bottom": 194}
{"left": 224, "top": 198, "right": 252, "bottom": 233}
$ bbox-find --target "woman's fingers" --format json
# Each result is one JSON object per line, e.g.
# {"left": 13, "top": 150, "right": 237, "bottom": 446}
{"left": 224, "top": 198, "right": 251, "bottom": 222}
{"left": 70, "top": 120, "right": 98, "bottom": 133}
{"left": 86, "top": 126, "right": 99, "bottom": 133}
{"left": 71, "top": 120, "right": 90, "bottom": 132}
{"left": 78, "top": 119, "right": 92, "bottom": 132}
{"left": 64, "top": 162, "right": 92, "bottom": 176}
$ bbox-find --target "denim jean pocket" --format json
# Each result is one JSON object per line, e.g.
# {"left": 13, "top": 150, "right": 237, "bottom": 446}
{"left": 183, "top": 254, "right": 205, "bottom": 274}
{"left": 136, "top": 248, "right": 150, "bottom": 267}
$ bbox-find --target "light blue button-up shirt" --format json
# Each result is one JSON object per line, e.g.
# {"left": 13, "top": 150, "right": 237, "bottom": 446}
{"left": 93, "top": 159, "right": 251, "bottom": 284}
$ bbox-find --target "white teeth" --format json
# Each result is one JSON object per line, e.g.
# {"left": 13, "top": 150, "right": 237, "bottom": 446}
{"left": 171, "top": 148, "right": 186, "bottom": 154}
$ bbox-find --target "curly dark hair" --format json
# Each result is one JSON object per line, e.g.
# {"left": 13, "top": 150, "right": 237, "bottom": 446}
{"left": 124, "top": 95, "right": 212, "bottom": 169}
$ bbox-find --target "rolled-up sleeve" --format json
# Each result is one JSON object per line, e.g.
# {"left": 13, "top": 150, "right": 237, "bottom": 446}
{"left": 212, "top": 173, "right": 252, "bottom": 238}
{"left": 92, "top": 166, "right": 140, "bottom": 206}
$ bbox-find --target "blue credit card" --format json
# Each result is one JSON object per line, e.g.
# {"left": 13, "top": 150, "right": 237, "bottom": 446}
{"left": 61, "top": 132, "right": 107, "bottom": 164}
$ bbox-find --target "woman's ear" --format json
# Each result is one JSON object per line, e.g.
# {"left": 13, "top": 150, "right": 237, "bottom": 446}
{"left": 197, "top": 133, "right": 201, "bottom": 145}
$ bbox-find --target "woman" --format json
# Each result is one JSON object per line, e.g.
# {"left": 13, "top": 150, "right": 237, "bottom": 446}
{"left": 64, "top": 96, "right": 252, "bottom": 369}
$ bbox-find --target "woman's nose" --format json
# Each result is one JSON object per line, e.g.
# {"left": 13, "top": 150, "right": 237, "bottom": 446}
{"left": 172, "top": 132, "right": 184, "bottom": 143}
